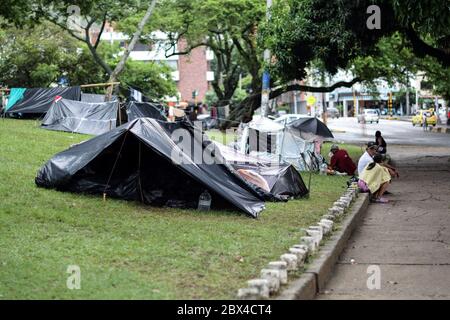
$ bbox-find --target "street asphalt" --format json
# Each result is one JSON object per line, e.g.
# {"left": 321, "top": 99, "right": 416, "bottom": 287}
{"left": 327, "top": 117, "right": 450, "bottom": 148}
{"left": 316, "top": 147, "right": 450, "bottom": 299}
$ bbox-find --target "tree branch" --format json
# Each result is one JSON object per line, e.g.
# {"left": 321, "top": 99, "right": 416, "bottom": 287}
{"left": 107, "top": 0, "right": 158, "bottom": 87}
{"left": 269, "top": 77, "right": 363, "bottom": 100}
{"left": 404, "top": 28, "right": 450, "bottom": 66}
{"left": 164, "top": 41, "right": 208, "bottom": 57}
{"left": 94, "top": 13, "right": 108, "bottom": 50}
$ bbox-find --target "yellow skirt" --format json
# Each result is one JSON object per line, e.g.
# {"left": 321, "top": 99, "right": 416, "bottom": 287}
{"left": 359, "top": 163, "right": 391, "bottom": 193}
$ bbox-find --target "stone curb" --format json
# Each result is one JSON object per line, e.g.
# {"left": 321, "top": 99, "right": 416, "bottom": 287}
{"left": 275, "top": 193, "right": 369, "bottom": 300}
{"left": 431, "top": 127, "right": 450, "bottom": 134}
{"left": 237, "top": 183, "right": 365, "bottom": 300}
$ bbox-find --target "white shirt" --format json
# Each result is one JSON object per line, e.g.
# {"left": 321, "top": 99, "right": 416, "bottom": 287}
{"left": 358, "top": 151, "right": 373, "bottom": 175}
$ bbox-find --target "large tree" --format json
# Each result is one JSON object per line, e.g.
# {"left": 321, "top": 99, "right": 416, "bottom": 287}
{"left": 262, "top": 0, "right": 449, "bottom": 82}
{"left": 1, "top": 0, "right": 159, "bottom": 95}
{"left": 0, "top": 19, "right": 176, "bottom": 99}
{"left": 154, "top": 0, "right": 265, "bottom": 109}
{"left": 0, "top": 21, "right": 106, "bottom": 87}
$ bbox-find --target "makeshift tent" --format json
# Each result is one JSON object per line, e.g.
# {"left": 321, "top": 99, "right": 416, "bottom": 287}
{"left": 80, "top": 93, "right": 118, "bottom": 103}
{"left": 36, "top": 118, "right": 268, "bottom": 217}
{"left": 81, "top": 93, "right": 104, "bottom": 103}
{"left": 5, "top": 88, "right": 26, "bottom": 111}
{"left": 125, "top": 101, "right": 167, "bottom": 121}
{"left": 238, "top": 117, "right": 325, "bottom": 171}
{"left": 288, "top": 117, "right": 334, "bottom": 139}
{"left": 6, "top": 86, "right": 81, "bottom": 116}
{"left": 214, "top": 142, "right": 308, "bottom": 199}
{"left": 41, "top": 98, "right": 119, "bottom": 135}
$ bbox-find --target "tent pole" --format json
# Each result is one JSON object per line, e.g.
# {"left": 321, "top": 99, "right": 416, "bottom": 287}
{"left": 279, "top": 120, "right": 287, "bottom": 163}
{"left": 307, "top": 167, "right": 312, "bottom": 199}
{"left": 118, "top": 101, "right": 122, "bottom": 125}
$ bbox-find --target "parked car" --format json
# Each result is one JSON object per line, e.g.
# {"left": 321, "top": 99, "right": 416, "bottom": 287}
{"left": 326, "top": 107, "right": 340, "bottom": 119}
{"left": 357, "top": 109, "right": 380, "bottom": 124}
{"left": 412, "top": 109, "right": 437, "bottom": 126}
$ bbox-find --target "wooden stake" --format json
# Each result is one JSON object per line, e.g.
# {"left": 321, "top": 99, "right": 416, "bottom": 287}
{"left": 80, "top": 82, "right": 120, "bottom": 89}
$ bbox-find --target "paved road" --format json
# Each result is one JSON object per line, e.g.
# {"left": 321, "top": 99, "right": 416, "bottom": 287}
{"left": 328, "top": 118, "right": 450, "bottom": 148}
{"left": 317, "top": 149, "right": 450, "bottom": 299}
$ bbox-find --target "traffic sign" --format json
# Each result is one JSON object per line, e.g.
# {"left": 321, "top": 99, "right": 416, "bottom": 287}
{"left": 307, "top": 95, "right": 316, "bottom": 106}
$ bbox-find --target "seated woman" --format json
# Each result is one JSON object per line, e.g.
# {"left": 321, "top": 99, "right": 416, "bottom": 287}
{"left": 358, "top": 153, "right": 391, "bottom": 203}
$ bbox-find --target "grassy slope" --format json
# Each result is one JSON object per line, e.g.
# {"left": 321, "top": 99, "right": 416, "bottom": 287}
{"left": 0, "top": 119, "right": 360, "bottom": 299}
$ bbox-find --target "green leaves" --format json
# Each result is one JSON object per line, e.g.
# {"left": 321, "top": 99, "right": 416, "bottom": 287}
{"left": 119, "top": 60, "right": 177, "bottom": 99}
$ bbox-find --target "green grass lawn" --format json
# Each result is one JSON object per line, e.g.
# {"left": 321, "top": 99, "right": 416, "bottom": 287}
{"left": 0, "top": 119, "right": 361, "bottom": 299}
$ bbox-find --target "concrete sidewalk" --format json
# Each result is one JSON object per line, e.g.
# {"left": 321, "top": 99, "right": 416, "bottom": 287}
{"left": 317, "top": 149, "right": 450, "bottom": 299}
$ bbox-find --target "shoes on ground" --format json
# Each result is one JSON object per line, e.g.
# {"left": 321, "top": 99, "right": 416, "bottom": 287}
{"left": 373, "top": 197, "right": 389, "bottom": 203}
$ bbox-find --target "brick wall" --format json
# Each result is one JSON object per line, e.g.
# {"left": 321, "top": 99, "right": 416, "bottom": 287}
{"left": 178, "top": 39, "right": 209, "bottom": 103}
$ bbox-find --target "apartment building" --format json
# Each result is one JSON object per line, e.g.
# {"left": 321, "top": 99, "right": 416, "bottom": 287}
{"left": 99, "top": 25, "right": 214, "bottom": 103}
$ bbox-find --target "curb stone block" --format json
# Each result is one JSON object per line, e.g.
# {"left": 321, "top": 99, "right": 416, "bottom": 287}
{"left": 318, "top": 222, "right": 332, "bottom": 235}
{"left": 331, "top": 206, "right": 344, "bottom": 217}
{"left": 300, "top": 236, "right": 317, "bottom": 253}
{"left": 320, "top": 219, "right": 334, "bottom": 231}
{"left": 306, "top": 229, "right": 322, "bottom": 246}
{"left": 260, "top": 269, "right": 281, "bottom": 293}
{"left": 342, "top": 195, "right": 352, "bottom": 202}
{"left": 338, "top": 198, "right": 351, "bottom": 208}
{"left": 293, "top": 244, "right": 308, "bottom": 252}
{"left": 247, "top": 279, "right": 270, "bottom": 299}
{"left": 292, "top": 245, "right": 309, "bottom": 262}
{"left": 328, "top": 207, "right": 339, "bottom": 216}
{"left": 289, "top": 248, "right": 307, "bottom": 266}
{"left": 334, "top": 201, "right": 346, "bottom": 209}
{"left": 309, "top": 225, "right": 323, "bottom": 234}
{"left": 280, "top": 254, "right": 298, "bottom": 271}
{"left": 275, "top": 194, "right": 369, "bottom": 300}
{"left": 237, "top": 287, "right": 261, "bottom": 300}
{"left": 267, "top": 261, "right": 288, "bottom": 284}
{"left": 322, "top": 214, "right": 336, "bottom": 221}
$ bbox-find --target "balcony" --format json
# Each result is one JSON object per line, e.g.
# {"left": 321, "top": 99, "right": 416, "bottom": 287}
{"left": 206, "top": 71, "right": 215, "bottom": 82}
{"left": 172, "top": 71, "right": 180, "bottom": 81}
{"left": 206, "top": 49, "right": 214, "bottom": 61}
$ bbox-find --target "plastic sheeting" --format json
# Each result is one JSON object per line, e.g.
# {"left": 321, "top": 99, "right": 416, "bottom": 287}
{"left": 5, "top": 88, "right": 26, "bottom": 111}
{"left": 239, "top": 117, "right": 325, "bottom": 171}
{"left": 80, "top": 93, "right": 118, "bottom": 103}
{"left": 41, "top": 99, "right": 118, "bottom": 135}
{"left": 125, "top": 101, "right": 167, "bottom": 122}
{"left": 6, "top": 86, "right": 81, "bottom": 115}
{"left": 36, "top": 118, "right": 266, "bottom": 218}
{"left": 214, "top": 142, "right": 309, "bottom": 199}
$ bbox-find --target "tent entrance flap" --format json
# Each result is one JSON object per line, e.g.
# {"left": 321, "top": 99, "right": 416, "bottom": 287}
{"left": 66, "top": 133, "right": 233, "bottom": 210}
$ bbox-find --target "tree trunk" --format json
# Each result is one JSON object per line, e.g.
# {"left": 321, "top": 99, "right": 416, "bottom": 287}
{"left": 405, "top": 86, "right": 410, "bottom": 115}
{"left": 105, "top": 0, "right": 158, "bottom": 100}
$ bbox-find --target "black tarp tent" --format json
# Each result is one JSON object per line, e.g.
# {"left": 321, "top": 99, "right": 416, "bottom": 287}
{"left": 125, "top": 101, "right": 167, "bottom": 122}
{"left": 36, "top": 118, "right": 269, "bottom": 217}
{"left": 6, "top": 86, "right": 81, "bottom": 116}
{"left": 41, "top": 98, "right": 119, "bottom": 135}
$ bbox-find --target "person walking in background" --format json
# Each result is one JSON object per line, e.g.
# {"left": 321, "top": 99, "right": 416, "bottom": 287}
{"left": 329, "top": 144, "right": 357, "bottom": 176}
{"left": 422, "top": 111, "right": 428, "bottom": 131}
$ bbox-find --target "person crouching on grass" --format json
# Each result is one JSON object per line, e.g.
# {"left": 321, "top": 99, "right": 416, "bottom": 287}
{"left": 329, "top": 144, "right": 357, "bottom": 176}
{"left": 358, "top": 153, "right": 391, "bottom": 203}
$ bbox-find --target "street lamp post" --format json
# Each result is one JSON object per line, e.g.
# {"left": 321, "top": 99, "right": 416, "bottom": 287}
{"left": 260, "top": 0, "right": 272, "bottom": 118}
